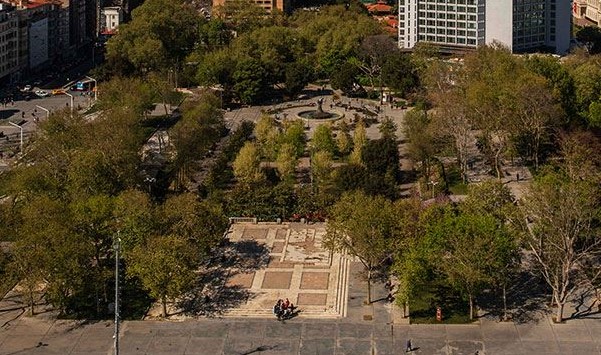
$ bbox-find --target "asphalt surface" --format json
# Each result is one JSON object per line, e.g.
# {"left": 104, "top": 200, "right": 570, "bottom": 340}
{"left": 1, "top": 262, "right": 600, "bottom": 355}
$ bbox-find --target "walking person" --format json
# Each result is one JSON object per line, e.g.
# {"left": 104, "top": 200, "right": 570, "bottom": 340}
{"left": 405, "top": 339, "right": 412, "bottom": 352}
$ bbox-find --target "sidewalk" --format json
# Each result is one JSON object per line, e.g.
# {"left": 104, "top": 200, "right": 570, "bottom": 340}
{"left": 2, "top": 261, "right": 600, "bottom": 354}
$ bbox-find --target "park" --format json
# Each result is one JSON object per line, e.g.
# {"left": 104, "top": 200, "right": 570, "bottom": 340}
{"left": 1, "top": 0, "right": 601, "bottom": 354}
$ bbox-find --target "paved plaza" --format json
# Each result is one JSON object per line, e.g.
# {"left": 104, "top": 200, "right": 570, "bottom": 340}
{"left": 144, "top": 223, "right": 351, "bottom": 320}
{"left": 220, "top": 223, "right": 350, "bottom": 319}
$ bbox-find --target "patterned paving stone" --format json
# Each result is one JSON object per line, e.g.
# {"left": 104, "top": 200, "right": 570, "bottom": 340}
{"left": 300, "top": 272, "right": 330, "bottom": 290}
{"left": 261, "top": 271, "right": 293, "bottom": 289}
{"left": 242, "top": 228, "right": 268, "bottom": 239}
{"left": 226, "top": 272, "right": 255, "bottom": 288}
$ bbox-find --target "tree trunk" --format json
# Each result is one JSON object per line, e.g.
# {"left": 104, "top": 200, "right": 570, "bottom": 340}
{"left": 366, "top": 269, "right": 372, "bottom": 304}
{"left": 29, "top": 291, "right": 35, "bottom": 316}
{"left": 494, "top": 148, "right": 502, "bottom": 180}
{"left": 502, "top": 284, "right": 508, "bottom": 321}
{"left": 555, "top": 300, "right": 564, "bottom": 323}
{"left": 468, "top": 294, "right": 474, "bottom": 320}
{"left": 161, "top": 296, "right": 168, "bottom": 318}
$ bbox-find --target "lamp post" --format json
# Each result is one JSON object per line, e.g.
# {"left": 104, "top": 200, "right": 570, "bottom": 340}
{"left": 65, "top": 92, "right": 74, "bottom": 112}
{"left": 35, "top": 105, "right": 49, "bottom": 119}
{"left": 8, "top": 121, "right": 22, "bottom": 153}
{"left": 113, "top": 237, "right": 121, "bottom": 355}
{"left": 86, "top": 75, "right": 98, "bottom": 101}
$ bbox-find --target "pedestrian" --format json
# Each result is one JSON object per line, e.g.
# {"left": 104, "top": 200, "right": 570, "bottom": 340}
{"left": 516, "top": 173, "right": 520, "bottom": 182}
{"left": 387, "top": 293, "right": 394, "bottom": 302}
{"left": 405, "top": 339, "right": 412, "bottom": 352}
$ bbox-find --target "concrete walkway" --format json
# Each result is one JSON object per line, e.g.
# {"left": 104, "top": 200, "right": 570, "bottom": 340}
{"left": 2, "top": 261, "right": 600, "bottom": 354}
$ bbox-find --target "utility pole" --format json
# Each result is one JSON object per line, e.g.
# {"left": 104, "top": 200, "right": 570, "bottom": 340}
{"left": 113, "top": 237, "right": 120, "bottom": 355}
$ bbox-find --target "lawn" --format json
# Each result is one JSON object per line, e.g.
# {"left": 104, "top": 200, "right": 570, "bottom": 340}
{"left": 409, "top": 280, "right": 472, "bottom": 324}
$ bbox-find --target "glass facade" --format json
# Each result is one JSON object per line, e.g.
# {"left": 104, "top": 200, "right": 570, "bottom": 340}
{"left": 512, "top": 0, "right": 547, "bottom": 51}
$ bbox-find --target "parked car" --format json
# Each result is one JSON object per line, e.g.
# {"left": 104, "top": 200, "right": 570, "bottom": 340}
{"left": 22, "top": 85, "right": 32, "bottom": 92}
{"left": 51, "top": 89, "right": 66, "bottom": 96}
{"left": 35, "top": 90, "right": 49, "bottom": 97}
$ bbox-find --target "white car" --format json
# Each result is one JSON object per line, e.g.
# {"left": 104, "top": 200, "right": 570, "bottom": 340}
{"left": 22, "top": 85, "right": 32, "bottom": 92}
{"left": 35, "top": 90, "right": 49, "bottom": 97}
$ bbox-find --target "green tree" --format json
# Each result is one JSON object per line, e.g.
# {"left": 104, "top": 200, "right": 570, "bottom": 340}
{"left": 106, "top": 0, "right": 199, "bottom": 73}
{"left": 324, "top": 191, "right": 397, "bottom": 303}
{"left": 311, "top": 124, "right": 336, "bottom": 155}
{"left": 350, "top": 121, "right": 367, "bottom": 165}
{"left": 113, "top": 189, "right": 155, "bottom": 254}
{"left": 276, "top": 143, "right": 297, "bottom": 182}
{"left": 335, "top": 126, "right": 352, "bottom": 156}
{"left": 97, "top": 77, "right": 155, "bottom": 117}
{"left": 285, "top": 61, "right": 313, "bottom": 97}
{"left": 426, "top": 211, "right": 515, "bottom": 320}
{"left": 378, "top": 117, "right": 397, "bottom": 141}
{"left": 12, "top": 196, "right": 90, "bottom": 316}
{"left": 403, "top": 108, "right": 438, "bottom": 179}
{"left": 233, "top": 142, "right": 264, "bottom": 185}
{"left": 382, "top": 51, "right": 419, "bottom": 97}
{"left": 520, "top": 168, "right": 600, "bottom": 323}
{"left": 461, "top": 181, "right": 520, "bottom": 319}
{"left": 198, "top": 19, "right": 232, "bottom": 51}
{"left": 330, "top": 61, "right": 359, "bottom": 93}
{"left": 233, "top": 58, "right": 268, "bottom": 104}
{"left": 575, "top": 25, "right": 601, "bottom": 54}
{"left": 196, "top": 49, "right": 237, "bottom": 94}
{"left": 128, "top": 235, "right": 198, "bottom": 317}
{"left": 280, "top": 120, "right": 306, "bottom": 157}
{"left": 161, "top": 193, "right": 228, "bottom": 252}
{"left": 254, "top": 114, "right": 280, "bottom": 160}
{"left": 311, "top": 150, "right": 333, "bottom": 188}
{"left": 171, "top": 93, "right": 225, "bottom": 189}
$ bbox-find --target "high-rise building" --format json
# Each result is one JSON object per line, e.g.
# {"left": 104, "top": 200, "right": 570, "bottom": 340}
{"left": 399, "top": 0, "right": 571, "bottom": 54}
{"left": 0, "top": 3, "right": 19, "bottom": 84}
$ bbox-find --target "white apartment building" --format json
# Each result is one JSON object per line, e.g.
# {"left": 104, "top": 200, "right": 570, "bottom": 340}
{"left": 399, "top": 0, "right": 571, "bottom": 54}
{"left": 100, "top": 6, "right": 122, "bottom": 34}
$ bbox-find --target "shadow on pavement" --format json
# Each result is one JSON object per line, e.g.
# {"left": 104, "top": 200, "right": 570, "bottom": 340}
{"left": 0, "top": 110, "right": 20, "bottom": 120}
{"left": 176, "top": 240, "right": 270, "bottom": 317}
{"left": 478, "top": 270, "right": 550, "bottom": 324}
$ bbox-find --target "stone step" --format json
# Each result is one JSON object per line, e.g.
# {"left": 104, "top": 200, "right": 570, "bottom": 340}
{"left": 221, "top": 307, "right": 342, "bottom": 319}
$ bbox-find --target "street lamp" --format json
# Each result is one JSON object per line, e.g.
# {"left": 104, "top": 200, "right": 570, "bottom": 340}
{"left": 113, "top": 237, "right": 121, "bottom": 355}
{"left": 35, "top": 105, "right": 49, "bottom": 120}
{"left": 8, "top": 121, "right": 22, "bottom": 154}
{"left": 65, "top": 92, "right": 74, "bottom": 112}
{"left": 86, "top": 75, "right": 98, "bottom": 101}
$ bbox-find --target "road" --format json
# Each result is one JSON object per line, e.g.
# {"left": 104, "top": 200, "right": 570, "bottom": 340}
{"left": 0, "top": 92, "right": 92, "bottom": 161}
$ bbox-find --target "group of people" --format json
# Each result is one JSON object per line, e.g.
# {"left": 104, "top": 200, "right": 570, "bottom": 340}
{"left": 272, "top": 298, "right": 295, "bottom": 320}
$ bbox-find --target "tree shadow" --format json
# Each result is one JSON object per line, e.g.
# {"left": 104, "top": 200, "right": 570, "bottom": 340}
{"left": 566, "top": 287, "right": 601, "bottom": 320}
{"left": 177, "top": 239, "right": 270, "bottom": 317}
{"left": 478, "top": 270, "right": 551, "bottom": 324}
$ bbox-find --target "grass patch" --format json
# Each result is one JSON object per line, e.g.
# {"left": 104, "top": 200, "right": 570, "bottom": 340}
{"left": 448, "top": 183, "right": 468, "bottom": 195}
{"left": 445, "top": 164, "right": 469, "bottom": 195}
{"left": 410, "top": 279, "right": 472, "bottom": 324}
